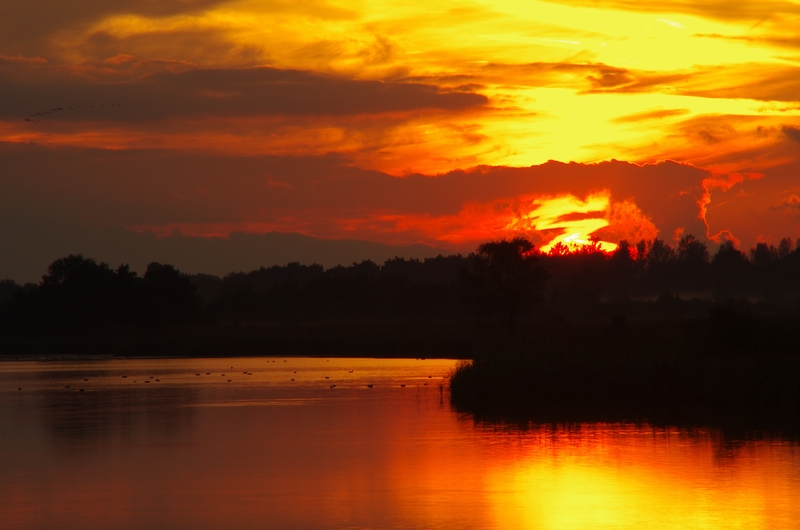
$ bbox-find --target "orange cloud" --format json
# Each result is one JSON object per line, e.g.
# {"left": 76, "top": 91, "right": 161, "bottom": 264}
{"left": 103, "top": 53, "right": 136, "bottom": 65}
{"left": 699, "top": 172, "right": 766, "bottom": 243}
{"left": 125, "top": 192, "right": 656, "bottom": 257}
{"left": 776, "top": 194, "right": 800, "bottom": 212}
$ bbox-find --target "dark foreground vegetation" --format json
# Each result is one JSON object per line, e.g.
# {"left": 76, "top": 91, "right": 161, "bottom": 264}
{"left": 2, "top": 234, "right": 800, "bottom": 431}
{"left": 448, "top": 317, "right": 800, "bottom": 436}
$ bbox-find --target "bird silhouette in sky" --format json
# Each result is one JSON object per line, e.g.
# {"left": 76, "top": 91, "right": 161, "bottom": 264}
{"left": 24, "top": 103, "right": 122, "bottom": 123}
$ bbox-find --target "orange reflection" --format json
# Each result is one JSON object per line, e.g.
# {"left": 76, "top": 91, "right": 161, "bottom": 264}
{"left": 2, "top": 359, "right": 800, "bottom": 529}
{"left": 483, "top": 424, "right": 800, "bottom": 529}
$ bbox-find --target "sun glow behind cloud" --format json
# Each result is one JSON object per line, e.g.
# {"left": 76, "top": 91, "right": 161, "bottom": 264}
{"left": 1, "top": 0, "right": 800, "bottom": 267}
{"left": 506, "top": 192, "right": 618, "bottom": 252}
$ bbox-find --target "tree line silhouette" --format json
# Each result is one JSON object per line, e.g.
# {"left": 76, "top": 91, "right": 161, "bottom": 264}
{"left": 1, "top": 233, "right": 800, "bottom": 339}
{"left": 0, "top": 256, "right": 201, "bottom": 336}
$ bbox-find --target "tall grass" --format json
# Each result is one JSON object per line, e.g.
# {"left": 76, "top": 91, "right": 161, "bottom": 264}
{"left": 449, "top": 316, "right": 800, "bottom": 434}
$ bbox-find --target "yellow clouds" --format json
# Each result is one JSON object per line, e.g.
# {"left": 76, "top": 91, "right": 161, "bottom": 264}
{"left": 2, "top": 0, "right": 800, "bottom": 175}
{"left": 1, "top": 0, "right": 799, "bottom": 257}
{"left": 506, "top": 192, "right": 617, "bottom": 252}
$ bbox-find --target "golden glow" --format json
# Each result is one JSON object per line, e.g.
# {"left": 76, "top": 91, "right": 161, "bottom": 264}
{"left": 483, "top": 424, "right": 800, "bottom": 529}
{"left": 3, "top": 0, "right": 800, "bottom": 250}
{"left": 127, "top": 190, "right": 650, "bottom": 254}
{"left": 4, "top": 360, "right": 800, "bottom": 529}
{"left": 507, "top": 192, "right": 618, "bottom": 252}
{"left": 7, "top": 0, "right": 800, "bottom": 174}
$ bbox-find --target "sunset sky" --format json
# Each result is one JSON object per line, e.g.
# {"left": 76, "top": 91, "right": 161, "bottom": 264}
{"left": 2, "top": 0, "right": 800, "bottom": 281}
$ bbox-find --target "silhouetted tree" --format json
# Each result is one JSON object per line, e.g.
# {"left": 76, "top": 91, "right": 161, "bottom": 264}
{"left": 0, "top": 280, "right": 21, "bottom": 328}
{"left": 639, "top": 238, "right": 676, "bottom": 295}
{"left": 141, "top": 263, "right": 202, "bottom": 328}
{"left": 40, "top": 255, "right": 128, "bottom": 332}
{"left": 0, "top": 279, "right": 20, "bottom": 304}
{"left": 607, "top": 240, "right": 636, "bottom": 299}
{"left": 711, "top": 241, "right": 750, "bottom": 300}
{"left": 461, "top": 238, "right": 549, "bottom": 332}
{"left": 191, "top": 273, "right": 223, "bottom": 305}
{"left": 676, "top": 234, "right": 710, "bottom": 293}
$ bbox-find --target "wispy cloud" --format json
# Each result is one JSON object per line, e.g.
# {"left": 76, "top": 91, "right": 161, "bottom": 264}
{"left": 776, "top": 194, "right": 800, "bottom": 211}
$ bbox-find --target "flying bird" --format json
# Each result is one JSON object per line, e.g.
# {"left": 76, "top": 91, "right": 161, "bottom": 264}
{"left": 24, "top": 103, "right": 122, "bottom": 123}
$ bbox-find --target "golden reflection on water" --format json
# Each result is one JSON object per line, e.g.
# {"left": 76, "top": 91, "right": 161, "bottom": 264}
{"left": 1, "top": 358, "right": 799, "bottom": 529}
{"left": 480, "top": 425, "right": 800, "bottom": 529}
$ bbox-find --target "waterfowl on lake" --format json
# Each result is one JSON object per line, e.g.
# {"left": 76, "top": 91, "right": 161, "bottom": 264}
{"left": 367, "top": 384, "right": 373, "bottom": 388}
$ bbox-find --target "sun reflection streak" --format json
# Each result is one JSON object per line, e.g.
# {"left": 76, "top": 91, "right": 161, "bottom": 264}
{"left": 481, "top": 423, "right": 800, "bottom": 530}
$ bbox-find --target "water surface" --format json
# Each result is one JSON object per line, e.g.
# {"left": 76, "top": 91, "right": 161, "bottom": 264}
{"left": 1, "top": 357, "right": 798, "bottom": 529}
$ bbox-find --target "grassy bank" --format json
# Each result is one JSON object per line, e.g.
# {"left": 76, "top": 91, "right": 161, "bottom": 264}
{"left": 449, "top": 316, "right": 800, "bottom": 434}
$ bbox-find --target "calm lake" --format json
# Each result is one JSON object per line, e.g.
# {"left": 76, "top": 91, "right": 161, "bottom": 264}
{"left": 2, "top": 357, "right": 799, "bottom": 529}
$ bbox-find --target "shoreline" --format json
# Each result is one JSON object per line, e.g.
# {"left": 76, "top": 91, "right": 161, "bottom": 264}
{"left": 6, "top": 315, "right": 800, "bottom": 438}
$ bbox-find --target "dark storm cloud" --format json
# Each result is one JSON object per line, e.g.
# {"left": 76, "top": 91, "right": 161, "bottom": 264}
{"left": 0, "top": 0, "right": 229, "bottom": 57}
{"left": 0, "top": 63, "right": 488, "bottom": 122}
{"left": 143, "top": 67, "right": 489, "bottom": 117}
{"left": 782, "top": 125, "right": 800, "bottom": 143}
{"left": 0, "top": 142, "right": 707, "bottom": 223}
{"left": 0, "top": 141, "right": 708, "bottom": 264}
{"left": 0, "top": 0, "right": 354, "bottom": 58}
